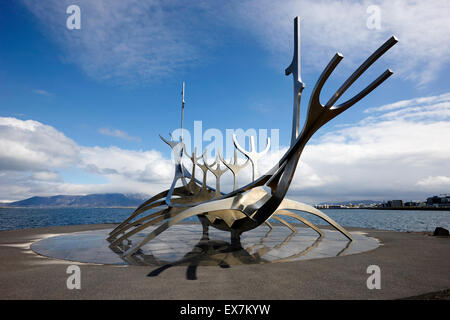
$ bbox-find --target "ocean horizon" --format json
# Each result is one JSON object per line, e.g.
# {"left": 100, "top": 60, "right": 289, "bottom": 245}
{"left": 0, "top": 207, "right": 449, "bottom": 233}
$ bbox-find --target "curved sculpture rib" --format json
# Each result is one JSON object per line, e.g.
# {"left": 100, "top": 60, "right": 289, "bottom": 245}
{"left": 108, "top": 206, "right": 172, "bottom": 244}
{"left": 274, "top": 209, "right": 324, "bottom": 238}
{"left": 276, "top": 199, "right": 353, "bottom": 241}
{"left": 111, "top": 207, "right": 174, "bottom": 247}
{"left": 270, "top": 215, "right": 297, "bottom": 233}
{"left": 108, "top": 199, "right": 167, "bottom": 240}
{"left": 122, "top": 197, "right": 238, "bottom": 257}
{"left": 110, "top": 190, "right": 171, "bottom": 236}
{"left": 109, "top": 185, "right": 193, "bottom": 238}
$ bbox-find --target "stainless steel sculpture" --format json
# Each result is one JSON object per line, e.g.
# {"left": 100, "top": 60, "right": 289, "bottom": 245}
{"left": 108, "top": 17, "right": 397, "bottom": 259}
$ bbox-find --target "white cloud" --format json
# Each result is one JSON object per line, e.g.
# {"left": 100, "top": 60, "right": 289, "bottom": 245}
{"left": 80, "top": 146, "right": 172, "bottom": 182}
{"left": 1, "top": 92, "right": 449, "bottom": 202}
{"left": 31, "top": 171, "right": 61, "bottom": 182}
{"left": 365, "top": 92, "right": 450, "bottom": 113}
{"left": 33, "top": 89, "right": 52, "bottom": 96}
{"left": 225, "top": 0, "right": 450, "bottom": 85}
{"left": 416, "top": 176, "right": 450, "bottom": 190}
{"left": 21, "top": 1, "right": 450, "bottom": 86}
{"left": 282, "top": 92, "right": 450, "bottom": 203}
{"left": 98, "top": 128, "right": 141, "bottom": 142}
{"left": 22, "top": 0, "right": 212, "bottom": 83}
{"left": 0, "top": 117, "right": 173, "bottom": 200}
{"left": 0, "top": 117, "right": 79, "bottom": 172}
{"left": 179, "top": 91, "right": 450, "bottom": 203}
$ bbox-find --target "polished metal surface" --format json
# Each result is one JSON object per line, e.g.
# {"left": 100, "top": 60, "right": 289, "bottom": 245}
{"left": 33, "top": 226, "right": 379, "bottom": 266}
{"left": 219, "top": 149, "right": 249, "bottom": 191}
{"left": 108, "top": 16, "right": 397, "bottom": 260}
{"left": 232, "top": 134, "right": 270, "bottom": 181}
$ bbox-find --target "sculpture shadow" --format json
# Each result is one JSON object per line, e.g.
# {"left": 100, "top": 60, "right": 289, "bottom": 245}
{"left": 109, "top": 227, "right": 340, "bottom": 280}
{"left": 146, "top": 237, "right": 256, "bottom": 280}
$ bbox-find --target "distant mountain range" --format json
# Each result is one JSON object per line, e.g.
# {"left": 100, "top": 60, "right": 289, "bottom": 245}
{"left": 3, "top": 193, "right": 149, "bottom": 208}
{"left": 2, "top": 195, "right": 382, "bottom": 208}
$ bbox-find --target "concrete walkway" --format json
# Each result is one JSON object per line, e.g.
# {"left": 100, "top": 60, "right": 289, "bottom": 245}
{"left": 0, "top": 224, "right": 449, "bottom": 299}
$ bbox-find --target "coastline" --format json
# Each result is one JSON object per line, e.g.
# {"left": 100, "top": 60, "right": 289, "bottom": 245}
{"left": 322, "top": 207, "right": 450, "bottom": 211}
{"left": 2, "top": 206, "right": 449, "bottom": 210}
{"left": 0, "top": 206, "right": 137, "bottom": 209}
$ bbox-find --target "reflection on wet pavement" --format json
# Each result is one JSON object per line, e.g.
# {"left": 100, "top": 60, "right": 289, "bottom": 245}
{"left": 31, "top": 224, "right": 379, "bottom": 268}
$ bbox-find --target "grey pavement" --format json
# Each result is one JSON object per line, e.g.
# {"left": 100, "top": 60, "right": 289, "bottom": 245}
{"left": 0, "top": 224, "right": 449, "bottom": 299}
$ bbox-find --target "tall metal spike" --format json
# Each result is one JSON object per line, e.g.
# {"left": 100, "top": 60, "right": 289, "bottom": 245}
{"left": 285, "top": 17, "right": 305, "bottom": 146}
{"left": 181, "top": 82, "right": 185, "bottom": 142}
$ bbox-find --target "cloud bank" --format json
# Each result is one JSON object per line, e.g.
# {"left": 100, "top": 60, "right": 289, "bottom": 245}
{"left": 98, "top": 128, "right": 141, "bottom": 142}
{"left": 22, "top": 0, "right": 450, "bottom": 85}
{"left": 22, "top": 0, "right": 213, "bottom": 83}
{"left": 226, "top": 0, "right": 450, "bottom": 85}
{"left": 1, "top": 93, "right": 449, "bottom": 203}
{"left": 0, "top": 117, "right": 172, "bottom": 201}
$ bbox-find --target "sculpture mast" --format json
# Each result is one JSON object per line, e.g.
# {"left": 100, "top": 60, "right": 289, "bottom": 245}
{"left": 181, "top": 81, "right": 185, "bottom": 142}
{"left": 285, "top": 17, "right": 305, "bottom": 146}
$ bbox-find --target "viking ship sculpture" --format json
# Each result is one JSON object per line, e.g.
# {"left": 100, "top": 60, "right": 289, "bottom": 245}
{"left": 108, "top": 17, "right": 397, "bottom": 259}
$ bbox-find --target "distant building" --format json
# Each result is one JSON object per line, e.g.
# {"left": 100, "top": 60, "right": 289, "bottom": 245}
{"left": 404, "top": 201, "right": 420, "bottom": 207}
{"left": 386, "top": 200, "right": 403, "bottom": 208}
{"left": 427, "top": 195, "right": 450, "bottom": 207}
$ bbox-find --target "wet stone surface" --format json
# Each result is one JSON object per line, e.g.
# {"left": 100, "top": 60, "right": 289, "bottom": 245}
{"left": 31, "top": 224, "right": 379, "bottom": 266}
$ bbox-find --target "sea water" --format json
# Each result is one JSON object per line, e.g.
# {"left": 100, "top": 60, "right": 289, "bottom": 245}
{"left": 0, "top": 207, "right": 449, "bottom": 232}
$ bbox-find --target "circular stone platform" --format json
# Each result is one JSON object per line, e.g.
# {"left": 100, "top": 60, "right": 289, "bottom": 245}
{"left": 31, "top": 224, "right": 379, "bottom": 266}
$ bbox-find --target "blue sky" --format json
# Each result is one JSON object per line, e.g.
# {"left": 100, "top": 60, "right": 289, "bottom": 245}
{"left": 1, "top": 0, "right": 449, "bottom": 203}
